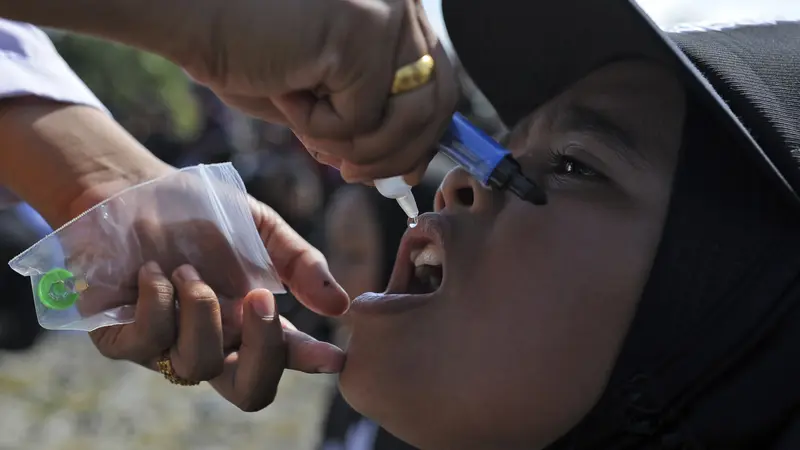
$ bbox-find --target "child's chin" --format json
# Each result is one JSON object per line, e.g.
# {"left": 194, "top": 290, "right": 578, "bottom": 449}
{"left": 339, "top": 333, "right": 411, "bottom": 418}
{"left": 338, "top": 350, "right": 387, "bottom": 420}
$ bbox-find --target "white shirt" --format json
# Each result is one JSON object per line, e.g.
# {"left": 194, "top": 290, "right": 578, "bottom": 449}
{"left": 0, "top": 18, "right": 108, "bottom": 208}
{"left": 0, "top": 19, "right": 106, "bottom": 111}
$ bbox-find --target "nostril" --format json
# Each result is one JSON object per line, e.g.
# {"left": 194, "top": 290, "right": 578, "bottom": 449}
{"left": 456, "top": 187, "right": 474, "bottom": 207}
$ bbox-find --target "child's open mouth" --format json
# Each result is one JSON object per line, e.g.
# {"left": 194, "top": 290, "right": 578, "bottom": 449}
{"left": 351, "top": 214, "right": 447, "bottom": 315}
{"left": 385, "top": 213, "right": 446, "bottom": 296}
{"left": 408, "top": 243, "right": 444, "bottom": 294}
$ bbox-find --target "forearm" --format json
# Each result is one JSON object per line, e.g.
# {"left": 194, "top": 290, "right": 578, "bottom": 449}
{"left": 0, "top": 0, "right": 206, "bottom": 64}
{"left": 0, "top": 96, "right": 173, "bottom": 228}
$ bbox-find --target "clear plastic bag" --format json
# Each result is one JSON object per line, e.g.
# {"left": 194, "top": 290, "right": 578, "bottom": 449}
{"left": 8, "top": 163, "right": 285, "bottom": 331}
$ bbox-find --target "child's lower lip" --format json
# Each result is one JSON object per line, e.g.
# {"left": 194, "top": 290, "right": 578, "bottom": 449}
{"left": 349, "top": 291, "right": 438, "bottom": 315}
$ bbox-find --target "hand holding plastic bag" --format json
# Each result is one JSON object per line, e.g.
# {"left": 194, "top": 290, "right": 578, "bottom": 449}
{"left": 10, "top": 164, "right": 282, "bottom": 330}
{"left": 10, "top": 163, "right": 348, "bottom": 409}
{"left": 10, "top": 164, "right": 346, "bottom": 331}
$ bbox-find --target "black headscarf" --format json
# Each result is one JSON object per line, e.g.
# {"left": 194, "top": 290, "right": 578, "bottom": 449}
{"left": 548, "top": 96, "right": 800, "bottom": 449}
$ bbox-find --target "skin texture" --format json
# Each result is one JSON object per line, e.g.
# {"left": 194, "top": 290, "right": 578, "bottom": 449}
{"left": 339, "top": 61, "right": 687, "bottom": 449}
{"left": 0, "top": 97, "right": 172, "bottom": 228}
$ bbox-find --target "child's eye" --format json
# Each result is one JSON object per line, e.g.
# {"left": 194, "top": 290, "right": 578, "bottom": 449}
{"left": 552, "top": 155, "right": 601, "bottom": 179}
{"left": 550, "top": 154, "right": 606, "bottom": 180}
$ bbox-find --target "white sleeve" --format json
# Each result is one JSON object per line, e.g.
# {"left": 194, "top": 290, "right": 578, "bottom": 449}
{"left": 0, "top": 18, "right": 112, "bottom": 209}
{"left": 0, "top": 18, "right": 109, "bottom": 114}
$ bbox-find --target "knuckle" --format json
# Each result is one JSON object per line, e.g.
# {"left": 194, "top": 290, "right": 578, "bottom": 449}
{"left": 149, "top": 279, "right": 175, "bottom": 298}
{"left": 90, "top": 331, "right": 125, "bottom": 361}
{"left": 414, "top": 97, "right": 436, "bottom": 125}
{"left": 179, "top": 356, "right": 223, "bottom": 382}
{"left": 181, "top": 281, "right": 219, "bottom": 304}
{"left": 146, "top": 327, "right": 176, "bottom": 353}
{"left": 347, "top": 153, "right": 374, "bottom": 166}
{"left": 95, "top": 344, "right": 124, "bottom": 361}
{"left": 237, "top": 386, "right": 278, "bottom": 412}
{"left": 402, "top": 156, "right": 422, "bottom": 175}
{"left": 339, "top": 167, "right": 368, "bottom": 184}
{"left": 444, "top": 87, "right": 460, "bottom": 111}
{"left": 405, "top": 169, "right": 426, "bottom": 186}
{"left": 354, "top": 110, "right": 382, "bottom": 135}
{"left": 237, "top": 399, "right": 266, "bottom": 413}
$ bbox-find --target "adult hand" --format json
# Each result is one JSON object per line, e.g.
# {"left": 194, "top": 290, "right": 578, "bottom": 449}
{"left": 0, "top": 97, "right": 348, "bottom": 411}
{"left": 188, "top": 0, "right": 459, "bottom": 185}
{"left": 0, "top": 0, "right": 460, "bottom": 185}
{"left": 133, "top": 263, "right": 339, "bottom": 411}
{"left": 84, "top": 193, "right": 348, "bottom": 411}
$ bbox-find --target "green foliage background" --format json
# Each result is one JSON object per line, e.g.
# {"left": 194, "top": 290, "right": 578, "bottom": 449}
{"left": 48, "top": 31, "right": 200, "bottom": 139}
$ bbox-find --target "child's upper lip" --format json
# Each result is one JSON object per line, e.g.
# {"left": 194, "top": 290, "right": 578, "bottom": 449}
{"left": 385, "top": 213, "right": 447, "bottom": 295}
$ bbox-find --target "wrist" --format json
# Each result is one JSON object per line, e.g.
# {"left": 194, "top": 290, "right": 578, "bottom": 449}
{"left": 65, "top": 161, "right": 176, "bottom": 227}
{"left": 0, "top": 96, "right": 175, "bottom": 227}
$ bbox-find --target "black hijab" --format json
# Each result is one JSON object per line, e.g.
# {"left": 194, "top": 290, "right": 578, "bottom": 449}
{"left": 547, "top": 96, "right": 800, "bottom": 449}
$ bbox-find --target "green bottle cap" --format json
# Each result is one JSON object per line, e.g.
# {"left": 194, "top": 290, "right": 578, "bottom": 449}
{"left": 37, "top": 268, "right": 81, "bottom": 310}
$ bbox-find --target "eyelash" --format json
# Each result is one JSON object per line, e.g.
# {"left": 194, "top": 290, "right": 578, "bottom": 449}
{"left": 544, "top": 147, "right": 608, "bottom": 185}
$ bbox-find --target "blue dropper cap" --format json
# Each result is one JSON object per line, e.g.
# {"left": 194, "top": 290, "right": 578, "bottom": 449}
{"left": 438, "top": 113, "right": 547, "bottom": 205}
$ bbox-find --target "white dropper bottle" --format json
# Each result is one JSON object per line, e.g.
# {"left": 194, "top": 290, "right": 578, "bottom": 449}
{"left": 374, "top": 176, "right": 419, "bottom": 225}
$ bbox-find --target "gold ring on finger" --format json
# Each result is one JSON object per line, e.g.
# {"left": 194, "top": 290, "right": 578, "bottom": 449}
{"left": 391, "top": 54, "right": 435, "bottom": 95}
{"left": 156, "top": 352, "right": 200, "bottom": 386}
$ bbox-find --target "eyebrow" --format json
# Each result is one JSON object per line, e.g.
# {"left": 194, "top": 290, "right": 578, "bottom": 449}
{"left": 553, "top": 104, "right": 648, "bottom": 168}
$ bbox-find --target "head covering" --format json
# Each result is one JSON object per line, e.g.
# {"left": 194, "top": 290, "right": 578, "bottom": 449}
{"left": 552, "top": 96, "right": 800, "bottom": 450}
{"left": 441, "top": 1, "right": 800, "bottom": 447}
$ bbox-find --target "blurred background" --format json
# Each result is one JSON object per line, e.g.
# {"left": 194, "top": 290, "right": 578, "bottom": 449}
{"left": 0, "top": 1, "right": 797, "bottom": 449}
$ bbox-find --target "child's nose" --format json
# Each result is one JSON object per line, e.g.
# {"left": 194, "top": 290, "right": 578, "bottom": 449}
{"left": 435, "top": 167, "right": 495, "bottom": 213}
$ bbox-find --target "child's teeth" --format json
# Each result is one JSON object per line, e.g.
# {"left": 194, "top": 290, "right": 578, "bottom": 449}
{"left": 412, "top": 244, "right": 442, "bottom": 267}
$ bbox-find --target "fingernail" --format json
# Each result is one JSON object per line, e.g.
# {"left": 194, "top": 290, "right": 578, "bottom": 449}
{"left": 144, "top": 261, "right": 162, "bottom": 274}
{"left": 250, "top": 289, "right": 275, "bottom": 319}
{"left": 173, "top": 265, "right": 201, "bottom": 281}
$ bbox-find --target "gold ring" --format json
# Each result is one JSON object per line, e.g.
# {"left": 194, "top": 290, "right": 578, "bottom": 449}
{"left": 156, "top": 352, "right": 200, "bottom": 386}
{"left": 391, "top": 54, "right": 435, "bottom": 95}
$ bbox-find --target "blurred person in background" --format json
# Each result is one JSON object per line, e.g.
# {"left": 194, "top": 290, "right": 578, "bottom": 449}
{"left": 319, "top": 181, "right": 439, "bottom": 450}
{"left": 239, "top": 122, "right": 333, "bottom": 340}
{"left": 176, "top": 85, "right": 237, "bottom": 167}
{"left": 243, "top": 122, "right": 326, "bottom": 246}
{"left": 0, "top": 205, "right": 47, "bottom": 349}
{"left": 138, "top": 105, "right": 188, "bottom": 167}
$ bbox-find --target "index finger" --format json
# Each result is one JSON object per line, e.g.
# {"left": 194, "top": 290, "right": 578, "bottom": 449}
{"left": 248, "top": 196, "right": 350, "bottom": 316}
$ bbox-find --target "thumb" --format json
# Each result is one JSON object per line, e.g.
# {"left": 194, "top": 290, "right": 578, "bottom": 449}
{"left": 210, "top": 290, "right": 346, "bottom": 411}
{"left": 285, "top": 328, "right": 345, "bottom": 374}
{"left": 214, "top": 288, "right": 286, "bottom": 408}
{"left": 231, "top": 290, "right": 343, "bottom": 394}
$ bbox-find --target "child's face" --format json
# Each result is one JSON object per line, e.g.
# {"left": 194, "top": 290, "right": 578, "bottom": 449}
{"left": 339, "top": 61, "right": 687, "bottom": 449}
